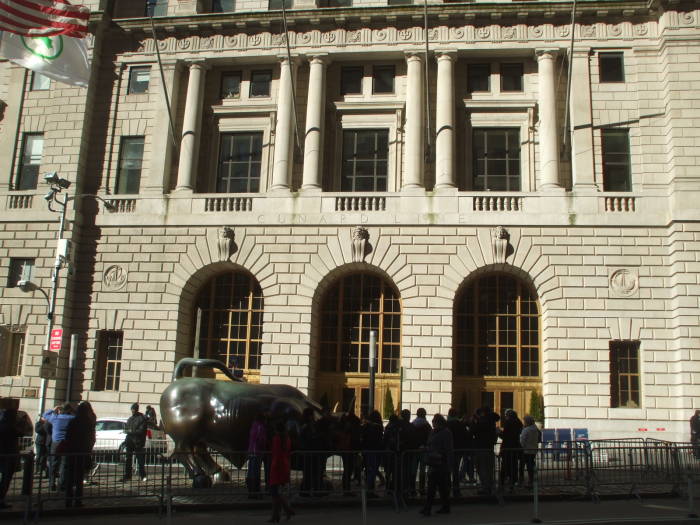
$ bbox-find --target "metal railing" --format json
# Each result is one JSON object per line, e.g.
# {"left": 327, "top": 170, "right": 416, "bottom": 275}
{"left": 4, "top": 440, "right": 700, "bottom": 521}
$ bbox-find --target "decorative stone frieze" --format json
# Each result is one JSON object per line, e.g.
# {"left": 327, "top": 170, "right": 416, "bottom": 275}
{"left": 351, "top": 226, "right": 370, "bottom": 263}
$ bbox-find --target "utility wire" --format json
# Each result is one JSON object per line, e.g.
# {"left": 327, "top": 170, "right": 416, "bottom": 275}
{"left": 423, "top": 0, "right": 432, "bottom": 163}
{"left": 280, "top": 0, "right": 302, "bottom": 154}
{"left": 562, "top": 0, "right": 577, "bottom": 158}
{"left": 150, "top": 16, "right": 178, "bottom": 149}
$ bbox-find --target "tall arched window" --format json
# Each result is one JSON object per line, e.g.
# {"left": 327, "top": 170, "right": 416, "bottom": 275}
{"left": 317, "top": 273, "right": 401, "bottom": 415}
{"left": 453, "top": 273, "right": 540, "bottom": 418}
{"left": 195, "top": 272, "right": 263, "bottom": 380}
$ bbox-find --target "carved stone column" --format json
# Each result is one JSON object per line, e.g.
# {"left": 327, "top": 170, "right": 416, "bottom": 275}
{"left": 301, "top": 55, "right": 327, "bottom": 191}
{"left": 435, "top": 51, "right": 456, "bottom": 190}
{"left": 536, "top": 49, "right": 561, "bottom": 191}
{"left": 402, "top": 52, "right": 424, "bottom": 190}
{"left": 175, "top": 60, "right": 206, "bottom": 192}
{"left": 570, "top": 48, "right": 597, "bottom": 190}
{"left": 270, "top": 55, "right": 296, "bottom": 192}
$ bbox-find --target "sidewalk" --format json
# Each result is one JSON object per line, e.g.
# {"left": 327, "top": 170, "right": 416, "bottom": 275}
{"left": 3, "top": 496, "right": 699, "bottom": 525}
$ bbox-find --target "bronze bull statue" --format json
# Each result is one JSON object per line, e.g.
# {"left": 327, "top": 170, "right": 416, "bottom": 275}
{"left": 160, "top": 358, "right": 322, "bottom": 483}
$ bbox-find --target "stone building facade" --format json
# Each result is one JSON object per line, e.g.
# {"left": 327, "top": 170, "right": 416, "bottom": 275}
{"left": 0, "top": 0, "right": 699, "bottom": 441}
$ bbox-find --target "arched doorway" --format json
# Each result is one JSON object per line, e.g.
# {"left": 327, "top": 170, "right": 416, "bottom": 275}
{"left": 453, "top": 273, "right": 541, "bottom": 419}
{"left": 193, "top": 271, "right": 263, "bottom": 382}
{"left": 316, "top": 273, "right": 401, "bottom": 416}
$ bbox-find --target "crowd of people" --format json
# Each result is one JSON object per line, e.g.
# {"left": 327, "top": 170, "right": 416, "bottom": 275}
{"left": 245, "top": 405, "right": 542, "bottom": 518}
{"left": 2, "top": 399, "right": 542, "bottom": 519}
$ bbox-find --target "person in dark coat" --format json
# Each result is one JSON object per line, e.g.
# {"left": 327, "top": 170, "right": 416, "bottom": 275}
{"left": 690, "top": 410, "right": 700, "bottom": 459}
{"left": 34, "top": 415, "right": 49, "bottom": 478}
{"left": 420, "top": 414, "right": 453, "bottom": 516}
{"left": 63, "top": 401, "right": 96, "bottom": 507}
{"left": 361, "top": 410, "right": 384, "bottom": 497}
{"left": 0, "top": 409, "right": 19, "bottom": 509}
{"left": 398, "top": 409, "right": 418, "bottom": 498}
{"left": 459, "top": 414, "right": 476, "bottom": 485}
{"left": 471, "top": 406, "right": 499, "bottom": 495}
{"left": 413, "top": 408, "right": 431, "bottom": 495}
{"left": 499, "top": 409, "right": 523, "bottom": 492}
{"left": 446, "top": 408, "right": 467, "bottom": 497}
{"left": 121, "top": 403, "right": 147, "bottom": 482}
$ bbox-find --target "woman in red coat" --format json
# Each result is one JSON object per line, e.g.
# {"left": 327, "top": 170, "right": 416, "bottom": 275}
{"left": 269, "top": 421, "right": 294, "bottom": 522}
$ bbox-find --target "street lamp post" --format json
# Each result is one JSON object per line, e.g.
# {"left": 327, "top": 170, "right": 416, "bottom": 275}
{"left": 35, "top": 172, "right": 114, "bottom": 413}
{"left": 369, "top": 330, "right": 377, "bottom": 413}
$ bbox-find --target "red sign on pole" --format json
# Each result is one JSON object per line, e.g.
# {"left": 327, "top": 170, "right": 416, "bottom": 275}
{"left": 49, "top": 328, "right": 63, "bottom": 352}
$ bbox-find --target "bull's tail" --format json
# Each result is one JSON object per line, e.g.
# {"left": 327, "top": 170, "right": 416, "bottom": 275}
{"left": 172, "top": 358, "right": 244, "bottom": 382}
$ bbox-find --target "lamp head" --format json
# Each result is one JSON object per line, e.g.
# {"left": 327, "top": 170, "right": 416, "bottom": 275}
{"left": 43, "top": 172, "right": 71, "bottom": 189}
{"left": 17, "top": 280, "right": 37, "bottom": 293}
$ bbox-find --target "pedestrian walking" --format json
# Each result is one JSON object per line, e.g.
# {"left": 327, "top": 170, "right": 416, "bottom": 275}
{"left": 412, "top": 407, "right": 431, "bottom": 496}
{"left": 519, "top": 415, "right": 541, "bottom": 489}
{"left": 120, "top": 403, "right": 147, "bottom": 482}
{"left": 420, "top": 414, "right": 453, "bottom": 516}
{"left": 446, "top": 408, "right": 467, "bottom": 497}
{"left": 63, "top": 401, "right": 96, "bottom": 508}
{"left": 268, "top": 421, "right": 294, "bottom": 523}
{"left": 499, "top": 409, "right": 523, "bottom": 492}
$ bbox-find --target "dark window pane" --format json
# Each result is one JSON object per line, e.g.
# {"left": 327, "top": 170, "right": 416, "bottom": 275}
{"left": 341, "top": 129, "right": 389, "bottom": 192}
{"left": 217, "top": 132, "right": 263, "bottom": 193}
{"left": 128, "top": 66, "right": 150, "bottom": 94}
{"left": 31, "top": 72, "right": 50, "bottom": 91}
{"left": 212, "top": 0, "right": 235, "bottom": 11}
{"left": 268, "top": 0, "right": 292, "bottom": 8}
{"left": 468, "top": 64, "right": 490, "bottom": 92}
{"left": 472, "top": 128, "right": 521, "bottom": 191}
{"left": 16, "top": 133, "right": 43, "bottom": 190}
{"left": 221, "top": 72, "right": 241, "bottom": 98}
{"left": 372, "top": 65, "right": 394, "bottom": 94}
{"left": 116, "top": 137, "right": 144, "bottom": 194}
{"left": 501, "top": 63, "right": 523, "bottom": 92}
{"left": 341, "top": 67, "right": 363, "bottom": 95}
{"left": 250, "top": 70, "right": 272, "bottom": 97}
{"left": 599, "top": 52, "right": 625, "bottom": 83}
{"left": 602, "top": 129, "right": 631, "bottom": 191}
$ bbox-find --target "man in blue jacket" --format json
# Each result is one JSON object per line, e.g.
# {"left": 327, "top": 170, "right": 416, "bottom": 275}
{"left": 43, "top": 404, "right": 75, "bottom": 490}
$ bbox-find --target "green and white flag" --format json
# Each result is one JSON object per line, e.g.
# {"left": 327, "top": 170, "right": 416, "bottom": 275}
{"left": 0, "top": 31, "right": 90, "bottom": 87}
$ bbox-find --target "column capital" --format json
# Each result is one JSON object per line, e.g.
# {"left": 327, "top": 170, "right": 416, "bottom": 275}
{"left": 185, "top": 59, "right": 209, "bottom": 71}
{"left": 571, "top": 47, "right": 592, "bottom": 57}
{"left": 434, "top": 49, "right": 458, "bottom": 61}
{"left": 405, "top": 51, "right": 424, "bottom": 63}
{"left": 535, "top": 48, "right": 560, "bottom": 60}
{"left": 277, "top": 54, "right": 300, "bottom": 65}
{"left": 306, "top": 53, "right": 329, "bottom": 66}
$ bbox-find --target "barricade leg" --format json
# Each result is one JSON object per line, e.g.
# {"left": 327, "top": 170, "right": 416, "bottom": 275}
{"left": 688, "top": 476, "right": 698, "bottom": 518}
{"left": 531, "top": 475, "right": 541, "bottom": 524}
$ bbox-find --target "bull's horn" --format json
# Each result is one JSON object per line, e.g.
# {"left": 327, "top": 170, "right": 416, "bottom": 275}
{"left": 173, "top": 358, "right": 244, "bottom": 382}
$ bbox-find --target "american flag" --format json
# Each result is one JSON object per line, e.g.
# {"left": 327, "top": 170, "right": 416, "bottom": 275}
{"left": 0, "top": 0, "right": 89, "bottom": 38}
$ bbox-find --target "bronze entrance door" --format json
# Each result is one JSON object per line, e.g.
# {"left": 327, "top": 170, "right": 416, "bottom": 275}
{"left": 453, "top": 274, "right": 541, "bottom": 419}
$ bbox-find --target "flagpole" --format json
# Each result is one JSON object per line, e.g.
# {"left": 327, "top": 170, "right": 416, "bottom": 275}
{"left": 149, "top": 16, "right": 177, "bottom": 149}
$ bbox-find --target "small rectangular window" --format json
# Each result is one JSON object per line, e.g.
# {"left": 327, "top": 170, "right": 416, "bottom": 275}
{"left": 341, "top": 67, "right": 363, "bottom": 95}
{"left": 31, "top": 72, "right": 50, "bottom": 91}
{"left": 472, "top": 128, "right": 521, "bottom": 191}
{"left": 7, "top": 258, "right": 34, "bottom": 288}
{"left": 16, "top": 133, "right": 44, "bottom": 190}
{"left": 319, "top": 0, "right": 351, "bottom": 6}
{"left": 145, "top": 0, "right": 168, "bottom": 16}
{"left": 601, "top": 128, "right": 631, "bottom": 192}
{"left": 0, "top": 331, "right": 25, "bottom": 377}
{"left": 501, "top": 63, "right": 523, "bottom": 92}
{"left": 610, "top": 340, "right": 640, "bottom": 408}
{"left": 212, "top": 0, "right": 235, "bottom": 11}
{"left": 599, "top": 52, "right": 625, "bottom": 83}
{"left": 468, "top": 64, "right": 490, "bottom": 93}
{"left": 268, "top": 0, "right": 292, "bottom": 9}
{"left": 341, "top": 129, "right": 389, "bottom": 192}
{"left": 95, "top": 331, "right": 123, "bottom": 391}
{"left": 220, "top": 71, "right": 242, "bottom": 99}
{"left": 116, "top": 136, "right": 145, "bottom": 194}
{"left": 249, "top": 70, "right": 272, "bottom": 97}
{"left": 127, "top": 66, "right": 150, "bottom": 94}
{"left": 217, "top": 132, "right": 263, "bottom": 193}
{"left": 372, "top": 65, "right": 394, "bottom": 94}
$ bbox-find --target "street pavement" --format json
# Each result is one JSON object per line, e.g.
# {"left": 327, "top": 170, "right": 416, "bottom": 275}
{"left": 2, "top": 496, "right": 699, "bottom": 525}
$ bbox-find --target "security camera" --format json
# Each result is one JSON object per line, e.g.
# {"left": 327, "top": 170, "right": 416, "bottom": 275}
{"left": 57, "top": 178, "right": 71, "bottom": 189}
{"left": 44, "top": 190, "right": 56, "bottom": 201}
